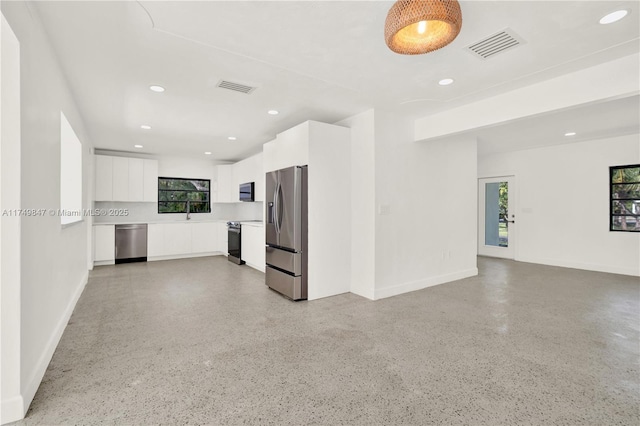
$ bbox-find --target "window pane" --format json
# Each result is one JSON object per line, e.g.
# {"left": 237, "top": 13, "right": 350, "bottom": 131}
{"left": 159, "top": 201, "right": 187, "bottom": 213}
{"left": 612, "top": 183, "right": 640, "bottom": 200}
{"left": 159, "top": 191, "right": 189, "bottom": 202}
{"left": 613, "top": 200, "right": 640, "bottom": 215}
{"left": 612, "top": 216, "right": 640, "bottom": 231}
{"left": 190, "top": 202, "right": 210, "bottom": 213}
{"left": 158, "top": 177, "right": 210, "bottom": 213}
{"left": 484, "top": 182, "right": 508, "bottom": 247}
{"left": 187, "top": 191, "right": 209, "bottom": 202}
{"left": 612, "top": 167, "right": 640, "bottom": 184}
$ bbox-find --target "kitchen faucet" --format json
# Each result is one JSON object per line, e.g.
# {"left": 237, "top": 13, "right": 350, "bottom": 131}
{"left": 186, "top": 200, "right": 191, "bottom": 220}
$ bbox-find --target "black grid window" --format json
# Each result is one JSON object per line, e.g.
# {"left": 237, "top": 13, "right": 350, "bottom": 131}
{"left": 610, "top": 164, "right": 640, "bottom": 232}
{"left": 158, "top": 177, "right": 210, "bottom": 214}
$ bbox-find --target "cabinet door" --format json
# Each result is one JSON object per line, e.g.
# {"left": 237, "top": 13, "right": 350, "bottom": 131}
{"left": 242, "top": 225, "right": 265, "bottom": 270}
{"left": 112, "top": 157, "right": 129, "bottom": 201}
{"left": 143, "top": 159, "right": 158, "bottom": 202}
{"left": 163, "top": 223, "right": 192, "bottom": 255}
{"left": 147, "top": 224, "right": 164, "bottom": 257}
{"left": 94, "top": 155, "right": 113, "bottom": 201}
{"left": 254, "top": 153, "right": 264, "bottom": 202}
{"left": 215, "top": 165, "right": 233, "bottom": 203}
{"left": 94, "top": 225, "right": 115, "bottom": 261}
{"left": 128, "top": 158, "right": 144, "bottom": 201}
{"left": 191, "top": 222, "right": 217, "bottom": 253}
{"left": 217, "top": 223, "right": 228, "bottom": 254}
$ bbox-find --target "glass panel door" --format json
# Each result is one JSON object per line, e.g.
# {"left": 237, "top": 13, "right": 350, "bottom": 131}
{"left": 479, "top": 176, "right": 515, "bottom": 259}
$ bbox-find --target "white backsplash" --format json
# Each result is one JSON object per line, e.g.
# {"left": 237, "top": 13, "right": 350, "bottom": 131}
{"left": 93, "top": 201, "right": 263, "bottom": 224}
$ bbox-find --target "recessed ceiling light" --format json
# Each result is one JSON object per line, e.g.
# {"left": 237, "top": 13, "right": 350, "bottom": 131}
{"left": 228, "top": 136, "right": 237, "bottom": 141}
{"left": 599, "top": 10, "right": 628, "bottom": 24}
{"left": 267, "top": 110, "right": 279, "bottom": 115}
{"left": 204, "top": 151, "right": 212, "bottom": 155}
{"left": 438, "top": 78, "right": 454, "bottom": 86}
{"left": 141, "top": 125, "right": 151, "bottom": 130}
{"left": 134, "top": 144, "right": 143, "bottom": 149}
{"left": 149, "top": 85, "right": 165, "bottom": 92}
{"left": 564, "top": 132, "right": 577, "bottom": 137}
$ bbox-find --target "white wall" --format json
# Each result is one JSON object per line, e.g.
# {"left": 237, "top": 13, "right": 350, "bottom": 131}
{"left": 479, "top": 134, "right": 640, "bottom": 276}
{"left": 1, "top": 2, "right": 94, "bottom": 421}
{"left": 374, "top": 109, "right": 478, "bottom": 299}
{"left": 1, "top": 11, "right": 23, "bottom": 425}
{"left": 307, "top": 121, "right": 351, "bottom": 300}
{"left": 335, "top": 110, "right": 376, "bottom": 300}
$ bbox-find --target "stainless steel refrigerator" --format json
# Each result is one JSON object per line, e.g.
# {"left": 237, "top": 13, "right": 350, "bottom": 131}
{"left": 265, "top": 165, "right": 308, "bottom": 300}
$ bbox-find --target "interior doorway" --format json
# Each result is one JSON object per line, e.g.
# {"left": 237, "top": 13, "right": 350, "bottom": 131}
{"left": 478, "top": 176, "right": 516, "bottom": 259}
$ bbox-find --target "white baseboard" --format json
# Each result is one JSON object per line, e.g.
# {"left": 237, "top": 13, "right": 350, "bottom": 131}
{"left": 374, "top": 268, "right": 478, "bottom": 300}
{"left": 93, "top": 259, "right": 115, "bottom": 266}
{"left": 1, "top": 395, "right": 25, "bottom": 425}
{"left": 22, "top": 270, "right": 89, "bottom": 415}
{"left": 148, "top": 252, "right": 225, "bottom": 262}
{"left": 518, "top": 256, "right": 640, "bottom": 277}
{"left": 244, "top": 261, "right": 265, "bottom": 273}
{"left": 350, "top": 287, "right": 375, "bottom": 300}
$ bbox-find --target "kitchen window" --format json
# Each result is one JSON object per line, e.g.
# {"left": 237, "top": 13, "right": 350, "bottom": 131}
{"left": 610, "top": 164, "right": 640, "bottom": 232}
{"left": 158, "top": 177, "right": 210, "bottom": 214}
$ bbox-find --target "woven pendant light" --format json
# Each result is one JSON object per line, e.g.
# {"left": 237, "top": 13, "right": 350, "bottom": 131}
{"left": 385, "top": 0, "right": 463, "bottom": 55}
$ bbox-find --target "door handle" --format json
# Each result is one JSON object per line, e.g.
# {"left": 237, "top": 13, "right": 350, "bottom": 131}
{"left": 506, "top": 220, "right": 515, "bottom": 223}
{"left": 276, "top": 183, "right": 284, "bottom": 231}
{"left": 273, "top": 183, "right": 280, "bottom": 233}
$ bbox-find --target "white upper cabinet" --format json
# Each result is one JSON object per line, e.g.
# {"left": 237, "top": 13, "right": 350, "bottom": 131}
{"left": 214, "top": 164, "right": 233, "bottom": 203}
{"left": 231, "top": 153, "right": 263, "bottom": 202}
{"left": 253, "top": 153, "right": 264, "bottom": 202}
{"left": 143, "top": 159, "right": 158, "bottom": 202}
{"left": 263, "top": 123, "right": 310, "bottom": 172}
{"left": 112, "top": 157, "right": 129, "bottom": 201}
{"left": 128, "top": 158, "right": 144, "bottom": 201}
{"left": 93, "top": 154, "right": 158, "bottom": 202}
{"left": 94, "top": 155, "right": 113, "bottom": 201}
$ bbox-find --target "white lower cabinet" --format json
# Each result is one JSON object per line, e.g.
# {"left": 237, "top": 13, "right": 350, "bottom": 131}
{"left": 241, "top": 225, "right": 265, "bottom": 271}
{"left": 147, "top": 222, "right": 224, "bottom": 259}
{"left": 191, "top": 222, "right": 218, "bottom": 253}
{"left": 163, "top": 223, "right": 192, "bottom": 256}
{"left": 97, "top": 221, "right": 227, "bottom": 265}
{"left": 147, "top": 224, "right": 164, "bottom": 257}
{"left": 94, "top": 225, "right": 115, "bottom": 263}
{"left": 217, "top": 222, "right": 228, "bottom": 255}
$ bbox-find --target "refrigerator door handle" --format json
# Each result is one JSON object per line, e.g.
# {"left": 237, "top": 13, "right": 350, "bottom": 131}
{"left": 274, "top": 181, "right": 280, "bottom": 234}
{"left": 276, "top": 181, "right": 284, "bottom": 232}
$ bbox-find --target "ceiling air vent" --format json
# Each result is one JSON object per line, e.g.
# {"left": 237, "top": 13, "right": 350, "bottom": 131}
{"left": 216, "top": 80, "right": 256, "bottom": 94}
{"left": 466, "top": 28, "right": 525, "bottom": 60}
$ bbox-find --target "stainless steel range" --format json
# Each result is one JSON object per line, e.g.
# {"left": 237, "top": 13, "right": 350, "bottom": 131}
{"left": 227, "top": 221, "right": 245, "bottom": 265}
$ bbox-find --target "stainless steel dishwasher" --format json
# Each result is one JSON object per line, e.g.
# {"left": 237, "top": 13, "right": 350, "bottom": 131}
{"left": 115, "top": 224, "right": 148, "bottom": 264}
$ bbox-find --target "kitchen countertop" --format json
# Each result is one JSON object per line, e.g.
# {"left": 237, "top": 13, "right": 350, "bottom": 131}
{"left": 239, "top": 221, "right": 264, "bottom": 227}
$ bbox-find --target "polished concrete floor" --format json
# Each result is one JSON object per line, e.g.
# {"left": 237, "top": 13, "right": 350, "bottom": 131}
{"left": 15, "top": 256, "right": 640, "bottom": 425}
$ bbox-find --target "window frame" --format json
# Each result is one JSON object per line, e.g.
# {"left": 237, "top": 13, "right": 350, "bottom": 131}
{"left": 609, "top": 164, "right": 640, "bottom": 232}
{"left": 157, "top": 177, "right": 211, "bottom": 214}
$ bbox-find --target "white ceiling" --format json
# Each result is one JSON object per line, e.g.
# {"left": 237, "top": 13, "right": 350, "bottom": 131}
{"left": 34, "top": 1, "right": 640, "bottom": 161}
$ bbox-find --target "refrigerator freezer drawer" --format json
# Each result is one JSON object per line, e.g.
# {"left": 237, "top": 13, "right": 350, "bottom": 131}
{"left": 266, "top": 246, "right": 302, "bottom": 275}
{"left": 266, "top": 266, "right": 306, "bottom": 301}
